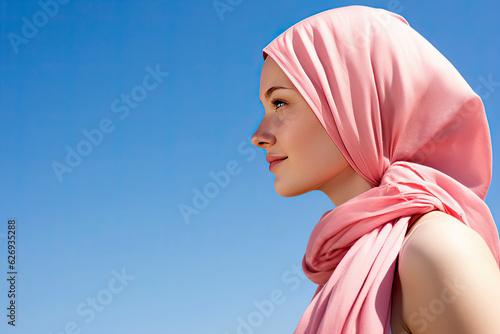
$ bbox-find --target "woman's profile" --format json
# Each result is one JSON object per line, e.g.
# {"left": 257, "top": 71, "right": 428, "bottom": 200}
{"left": 251, "top": 5, "right": 500, "bottom": 334}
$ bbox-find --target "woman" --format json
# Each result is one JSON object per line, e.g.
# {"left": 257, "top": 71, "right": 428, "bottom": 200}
{"left": 251, "top": 5, "right": 500, "bottom": 334}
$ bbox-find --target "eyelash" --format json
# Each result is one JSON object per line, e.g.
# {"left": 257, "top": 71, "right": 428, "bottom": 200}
{"left": 271, "top": 99, "right": 286, "bottom": 111}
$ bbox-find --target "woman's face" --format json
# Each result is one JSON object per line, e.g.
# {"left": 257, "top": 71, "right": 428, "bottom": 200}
{"left": 252, "top": 56, "right": 366, "bottom": 204}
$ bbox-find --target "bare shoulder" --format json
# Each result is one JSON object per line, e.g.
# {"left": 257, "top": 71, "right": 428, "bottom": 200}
{"left": 398, "top": 215, "right": 500, "bottom": 334}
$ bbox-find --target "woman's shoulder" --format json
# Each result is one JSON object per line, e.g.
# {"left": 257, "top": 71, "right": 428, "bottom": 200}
{"left": 399, "top": 211, "right": 494, "bottom": 268}
{"left": 400, "top": 211, "right": 479, "bottom": 259}
{"left": 397, "top": 211, "right": 500, "bottom": 333}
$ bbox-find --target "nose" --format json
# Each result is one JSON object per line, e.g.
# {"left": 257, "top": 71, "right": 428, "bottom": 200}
{"left": 251, "top": 118, "right": 276, "bottom": 148}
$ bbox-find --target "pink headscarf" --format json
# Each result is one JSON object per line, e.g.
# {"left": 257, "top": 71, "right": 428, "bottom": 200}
{"left": 262, "top": 5, "right": 500, "bottom": 333}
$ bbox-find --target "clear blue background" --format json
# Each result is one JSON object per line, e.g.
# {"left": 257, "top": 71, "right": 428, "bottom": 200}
{"left": 0, "top": 0, "right": 499, "bottom": 333}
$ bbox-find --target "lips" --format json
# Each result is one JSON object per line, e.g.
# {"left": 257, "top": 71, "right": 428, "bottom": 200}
{"left": 267, "top": 156, "right": 288, "bottom": 171}
{"left": 266, "top": 155, "right": 287, "bottom": 163}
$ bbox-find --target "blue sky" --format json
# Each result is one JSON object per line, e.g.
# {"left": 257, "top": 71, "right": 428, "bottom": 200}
{"left": 0, "top": 0, "right": 499, "bottom": 333}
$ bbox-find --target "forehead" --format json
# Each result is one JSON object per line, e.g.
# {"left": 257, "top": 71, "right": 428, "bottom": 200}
{"left": 259, "top": 57, "right": 295, "bottom": 96}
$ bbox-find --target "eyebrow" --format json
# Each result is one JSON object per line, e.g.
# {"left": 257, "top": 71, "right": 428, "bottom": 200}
{"left": 260, "top": 86, "right": 292, "bottom": 103}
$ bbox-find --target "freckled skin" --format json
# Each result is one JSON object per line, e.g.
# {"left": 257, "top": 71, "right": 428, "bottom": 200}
{"left": 251, "top": 56, "right": 372, "bottom": 206}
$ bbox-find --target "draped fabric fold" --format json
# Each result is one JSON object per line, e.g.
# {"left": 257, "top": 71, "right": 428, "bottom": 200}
{"left": 261, "top": 5, "right": 500, "bottom": 333}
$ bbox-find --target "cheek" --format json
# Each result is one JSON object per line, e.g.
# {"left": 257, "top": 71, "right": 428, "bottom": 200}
{"left": 291, "top": 121, "right": 347, "bottom": 179}
{"left": 279, "top": 112, "right": 318, "bottom": 152}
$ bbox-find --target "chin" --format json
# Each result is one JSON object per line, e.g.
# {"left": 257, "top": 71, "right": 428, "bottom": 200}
{"left": 274, "top": 181, "right": 308, "bottom": 197}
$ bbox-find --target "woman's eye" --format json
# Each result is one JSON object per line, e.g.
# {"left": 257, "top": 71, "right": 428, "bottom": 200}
{"left": 271, "top": 99, "right": 286, "bottom": 111}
